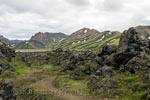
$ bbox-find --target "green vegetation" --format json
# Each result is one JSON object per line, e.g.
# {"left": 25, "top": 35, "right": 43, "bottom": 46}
{"left": 55, "top": 32, "right": 121, "bottom": 50}
{"left": 123, "top": 73, "right": 140, "bottom": 82}
{"left": 14, "top": 64, "right": 62, "bottom": 100}
{"left": 53, "top": 70, "right": 149, "bottom": 100}
{"left": 140, "top": 35, "right": 145, "bottom": 40}
{"left": 53, "top": 71, "right": 90, "bottom": 96}
{"left": 109, "top": 38, "right": 120, "bottom": 45}
{"left": 0, "top": 56, "right": 30, "bottom": 80}
{"left": 16, "top": 40, "right": 45, "bottom": 49}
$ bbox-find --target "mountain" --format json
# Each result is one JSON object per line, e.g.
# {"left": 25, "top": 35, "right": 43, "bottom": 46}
{"left": 0, "top": 35, "right": 9, "bottom": 41}
{"left": 31, "top": 32, "right": 68, "bottom": 47}
{"left": 15, "top": 40, "right": 45, "bottom": 49}
{"left": 55, "top": 28, "right": 121, "bottom": 50}
{"left": 135, "top": 26, "right": 150, "bottom": 39}
{"left": 15, "top": 32, "right": 68, "bottom": 49}
{"left": 68, "top": 28, "right": 101, "bottom": 39}
{"left": 0, "top": 35, "right": 11, "bottom": 44}
{"left": 11, "top": 40, "right": 24, "bottom": 43}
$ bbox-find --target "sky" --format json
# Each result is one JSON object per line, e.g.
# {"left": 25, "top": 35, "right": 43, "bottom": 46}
{"left": 0, "top": 0, "right": 150, "bottom": 40}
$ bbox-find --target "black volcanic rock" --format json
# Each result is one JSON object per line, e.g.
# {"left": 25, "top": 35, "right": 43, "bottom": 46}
{"left": 100, "top": 45, "right": 117, "bottom": 56}
{"left": 0, "top": 78, "right": 17, "bottom": 100}
{"left": 0, "top": 41, "right": 17, "bottom": 100}
{"left": 113, "top": 28, "right": 142, "bottom": 67}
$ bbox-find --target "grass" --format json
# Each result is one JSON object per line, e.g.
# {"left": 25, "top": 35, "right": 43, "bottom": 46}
{"left": 53, "top": 71, "right": 90, "bottom": 96}
{"left": 13, "top": 64, "right": 62, "bottom": 100}
{"left": 140, "top": 35, "right": 145, "bottom": 40}
{"left": 123, "top": 73, "right": 140, "bottom": 82}
{"left": 54, "top": 32, "right": 120, "bottom": 50}
{"left": 36, "top": 64, "right": 61, "bottom": 75}
{"left": 109, "top": 38, "right": 120, "bottom": 45}
{"left": 0, "top": 56, "right": 30, "bottom": 80}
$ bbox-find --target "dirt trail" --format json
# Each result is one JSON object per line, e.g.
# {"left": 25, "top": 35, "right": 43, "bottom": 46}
{"left": 14, "top": 68, "right": 109, "bottom": 100}
{"left": 34, "top": 75, "right": 102, "bottom": 100}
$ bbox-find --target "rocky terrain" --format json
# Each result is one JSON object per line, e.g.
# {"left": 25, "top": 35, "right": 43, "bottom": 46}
{"left": 0, "top": 26, "right": 150, "bottom": 100}
{"left": 0, "top": 40, "right": 17, "bottom": 100}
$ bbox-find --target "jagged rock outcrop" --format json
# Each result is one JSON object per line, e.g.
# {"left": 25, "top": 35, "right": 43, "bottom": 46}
{"left": 0, "top": 42, "right": 16, "bottom": 74}
{"left": 0, "top": 44, "right": 15, "bottom": 61}
{"left": 113, "top": 28, "right": 142, "bottom": 67}
{"left": 0, "top": 41, "right": 17, "bottom": 100}
{"left": 0, "top": 78, "right": 17, "bottom": 100}
{"left": 100, "top": 45, "right": 117, "bottom": 56}
{"left": 86, "top": 27, "right": 150, "bottom": 99}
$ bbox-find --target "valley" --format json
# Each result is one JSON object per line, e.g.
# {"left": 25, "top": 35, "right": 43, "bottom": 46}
{"left": 0, "top": 27, "right": 150, "bottom": 100}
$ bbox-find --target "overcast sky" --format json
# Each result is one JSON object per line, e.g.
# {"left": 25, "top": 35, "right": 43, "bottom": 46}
{"left": 0, "top": 0, "right": 150, "bottom": 40}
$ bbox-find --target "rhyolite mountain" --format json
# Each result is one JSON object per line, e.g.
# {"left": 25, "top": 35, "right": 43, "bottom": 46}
{"left": 55, "top": 28, "right": 121, "bottom": 50}
{"left": 10, "top": 25, "right": 150, "bottom": 49}
{"left": 135, "top": 26, "right": 150, "bottom": 39}
{"left": 14, "top": 28, "right": 121, "bottom": 49}
{"left": 67, "top": 28, "right": 101, "bottom": 39}
{"left": 31, "top": 32, "right": 68, "bottom": 45}
{"left": 16, "top": 32, "right": 68, "bottom": 49}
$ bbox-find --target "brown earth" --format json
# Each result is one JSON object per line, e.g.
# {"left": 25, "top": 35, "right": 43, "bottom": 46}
{"left": 13, "top": 68, "right": 111, "bottom": 100}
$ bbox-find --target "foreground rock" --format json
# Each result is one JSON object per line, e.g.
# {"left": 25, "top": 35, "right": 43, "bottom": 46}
{"left": 0, "top": 41, "right": 17, "bottom": 100}
{"left": 0, "top": 78, "right": 17, "bottom": 100}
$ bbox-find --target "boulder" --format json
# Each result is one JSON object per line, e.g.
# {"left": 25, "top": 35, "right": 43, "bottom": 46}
{"left": 90, "top": 78, "right": 118, "bottom": 94}
{"left": 100, "top": 45, "right": 117, "bottom": 56}
{"left": 55, "top": 48, "right": 63, "bottom": 53}
{"left": 95, "top": 65, "right": 113, "bottom": 78}
{"left": 0, "top": 78, "right": 17, "bottom": 100}
{"left": 69, "top": 68, "right": 85, "bottom": 80}
{"left": 113, "top": 28, "right": 142, "bottom": 68}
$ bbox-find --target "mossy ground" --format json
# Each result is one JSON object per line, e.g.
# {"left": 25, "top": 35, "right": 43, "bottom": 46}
{"left": 53, "top": 70, "right": 150, "bottom": 100}
{"left": 53, "top": 71, "right": 91, "bottom": 96}
{"left": 0, "top": 56, "right": 31, "bottom": 80}
{"left": 14, "top": 64, "right": 62, "bottom": 100}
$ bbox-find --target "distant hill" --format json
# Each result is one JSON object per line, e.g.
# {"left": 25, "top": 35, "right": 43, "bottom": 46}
{"left": 31, "top": 32, "right": 68, "bottom": 48}
{"left": 55, "top": 28, "right": 121, "bottom": 50}
{"left": 135, "top": 26, "right": 150, "bottom": 39}
{"left": 11, "top": 26, "right": 150, "bottom": 50}
{"left": 0, "top": 35, "right": 11, "bottom": 44}
{"left": 68, "top": 28, "right": 101, "bottom": 39}
{"left": 15, "top": 32, "right": 68, "bottom": 49}
{"left": 0, "top": 35, "right": 9, "bottom": 41}
{"left": 0, "top": 35, "right": 25, "bottom": 48}
{"left": 15, "top": 40, "right": 45, "bottom": 49}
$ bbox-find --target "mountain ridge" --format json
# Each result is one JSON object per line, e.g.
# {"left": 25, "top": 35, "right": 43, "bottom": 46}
{"left": 2, "top": 26, "right": 150, "bottom": 49}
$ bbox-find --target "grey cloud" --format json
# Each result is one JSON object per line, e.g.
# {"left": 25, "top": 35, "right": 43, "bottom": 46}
{"left": 66, "top": 0, "right": 90, "bottom": 6}
{"left": 96, "top": 0, "right": 125, "bottom": 12}
{"left": 0, "top": 0, "right": 150, "bottom": 40}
